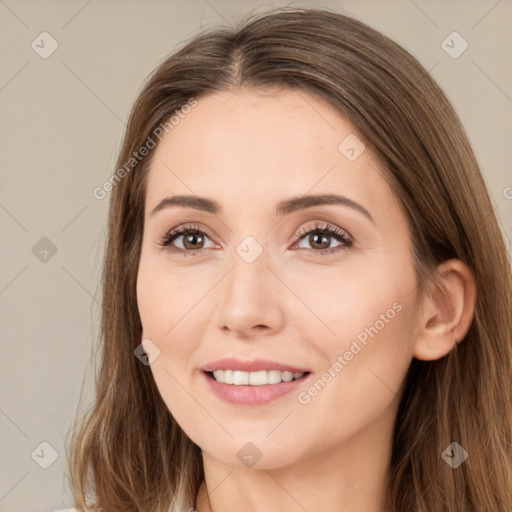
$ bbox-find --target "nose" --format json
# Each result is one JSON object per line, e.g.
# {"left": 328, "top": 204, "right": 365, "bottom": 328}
{"left": 213, "top": 245, "right": 285, "bottom": 338}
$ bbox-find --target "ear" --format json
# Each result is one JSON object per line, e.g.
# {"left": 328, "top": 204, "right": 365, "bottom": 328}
{"left": 413, "top": 259, "right": 476, "bottom": 361}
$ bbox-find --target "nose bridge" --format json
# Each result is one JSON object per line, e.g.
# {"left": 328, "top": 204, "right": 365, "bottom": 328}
{"left": 234, "top": 238, "right": 267, "bottom": 286}
{"left": 225, "top": 236, "right": 272, "bottom": 307}
{"left": 214, "top": 235, "right": 283, "bottom": 334}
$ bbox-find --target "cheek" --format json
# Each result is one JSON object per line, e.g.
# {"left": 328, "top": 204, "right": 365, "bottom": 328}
{"left": 303, "top": 255, "right": 418, "bottom": 397}
{"left": 136, "top": 265, "right": 202, "bottom": 425}
{"left": 137, "top": 256, "right": 200, "bottom": 338}
{"left": 291, "top": 296, "right": 416, "bottom": 454}
{"left": 290, "top": 253, "right": 416, "bottom": 349}
{"left": 336, "top": 299, "right": 416, "bottom": 387}
{"left": 136, "top": 257, "right": 208, "bottom": 373}
{"left": 137, "top": 265, "right": 189, "bottom": 391}
{"left": 331, "top": 282, "right": 414, "bottom": 353}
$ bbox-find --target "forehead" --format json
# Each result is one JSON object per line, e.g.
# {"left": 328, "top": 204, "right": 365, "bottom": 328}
{"left": 150, "top": 88, "right": 356, "bottom": 169}
{"left": 144, "top": 88, "right": 396, "bottom": 218}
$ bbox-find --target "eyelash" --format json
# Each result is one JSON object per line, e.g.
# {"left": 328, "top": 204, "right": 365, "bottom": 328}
{"left": 158, "top": 222, "right": 354, "bottom": 257}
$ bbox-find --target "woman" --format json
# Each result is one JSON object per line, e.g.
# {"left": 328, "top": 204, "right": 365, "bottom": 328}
{"left": 65, "top": 6, "right": 512, "bottom": 512}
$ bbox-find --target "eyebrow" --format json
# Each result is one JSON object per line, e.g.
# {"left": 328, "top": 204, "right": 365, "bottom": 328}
{"left": 150, "top": 193, "right": 374, "bottom": 223}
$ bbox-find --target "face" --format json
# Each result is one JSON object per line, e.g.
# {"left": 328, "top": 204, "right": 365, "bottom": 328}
{"left": 136, "top": 88, "right": 421, "bottom": 470}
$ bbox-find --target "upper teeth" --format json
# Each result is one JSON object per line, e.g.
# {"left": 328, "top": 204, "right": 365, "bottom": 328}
{"left": 212, "top": 369, "right": 305, "bottom": 385}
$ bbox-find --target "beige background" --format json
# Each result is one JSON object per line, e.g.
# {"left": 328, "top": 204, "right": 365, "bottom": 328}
{"left": 0, "top": 0, "right": 511, "bottom": 510}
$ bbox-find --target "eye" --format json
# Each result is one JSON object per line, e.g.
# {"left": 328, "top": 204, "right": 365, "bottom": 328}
{"left": 159, "top": 223, "right": 217, "bottom": 256}
{"left": 158, "top": 222, "right": 353, "bottom": 257}
{"left": 292, "top": 223, "right": 353, "bottom": 255}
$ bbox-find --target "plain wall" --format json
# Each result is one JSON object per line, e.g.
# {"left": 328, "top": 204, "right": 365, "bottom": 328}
{"left": 0, "top": 1, "right": 511, "bottom": 510}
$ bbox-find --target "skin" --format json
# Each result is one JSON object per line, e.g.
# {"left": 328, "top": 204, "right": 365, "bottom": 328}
{"left": 136, "top": 88, "right": 476, "bottom": 512}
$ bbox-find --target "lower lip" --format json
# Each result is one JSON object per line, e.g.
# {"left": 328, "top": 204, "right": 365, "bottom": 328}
{"left": 202, "top": 371, "right": 311, "bottom": 405}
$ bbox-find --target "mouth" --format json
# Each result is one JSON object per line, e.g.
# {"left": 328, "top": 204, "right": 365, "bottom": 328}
{"left": 204, "top": 369, "right": 311, "bottom": 386}
{"left": 202, "top": 369, "right": 312, "bottom": 405}
{"left": 201, "top": 357, "right": 313, "bottom": 405}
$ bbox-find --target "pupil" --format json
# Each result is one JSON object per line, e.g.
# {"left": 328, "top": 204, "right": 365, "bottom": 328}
{"left": 185, "top": 232, "right": 203, "bottom": 249}
{"left": 311, "top": 233, "right": 329, "bottom": 249}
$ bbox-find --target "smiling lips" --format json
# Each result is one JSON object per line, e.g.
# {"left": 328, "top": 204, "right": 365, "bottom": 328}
{"left": 203, "top": 357, "right": 310, "bottom": 384}
{"left": 202, "top": 357, "right": 312, "bottom": 405}
{"left": 211, "top": 369, "right": 306, "bottom": 385}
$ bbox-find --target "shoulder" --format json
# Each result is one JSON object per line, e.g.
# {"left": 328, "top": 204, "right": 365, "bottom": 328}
{"left": 51, "top": 509, "right": 78, "bottom": 512}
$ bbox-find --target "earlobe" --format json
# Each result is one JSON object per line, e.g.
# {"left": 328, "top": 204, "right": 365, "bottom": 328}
{"left": 413, "top": 259, "right": 476, "bottom": 361}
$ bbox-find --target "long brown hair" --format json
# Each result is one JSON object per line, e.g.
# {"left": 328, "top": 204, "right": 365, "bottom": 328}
{"left": 67, "top": 7, "right": 512, "bottom": 511}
